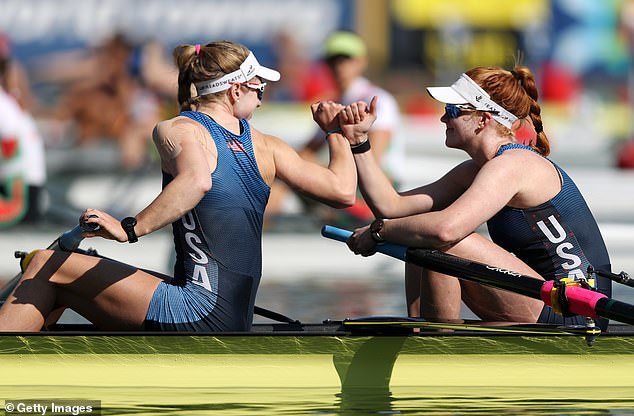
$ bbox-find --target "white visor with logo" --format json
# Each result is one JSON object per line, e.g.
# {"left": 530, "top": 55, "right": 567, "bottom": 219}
{"left": 195, "top": 51, "right": 280, "bottom": 96}
{"left": 426, "top": 74, "right": 518, "bottom": 129}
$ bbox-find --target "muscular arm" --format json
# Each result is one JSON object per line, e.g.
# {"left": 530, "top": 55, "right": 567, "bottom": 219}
{"left": 378, "top": 156, "right": 522, "bottom": 248}
{"left": 134, "top": 119, "right": 213, "bottom": 236}
{"left": 355, "top": 151, "right": 479, "bottom": 219}
{"left": 266, "top": 130, "right": 356, "bottom": 208}
{"left": 261, "top": 100, "right": 359, "bottom": 208}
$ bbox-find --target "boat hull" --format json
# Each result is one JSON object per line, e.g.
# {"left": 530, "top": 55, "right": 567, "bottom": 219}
{"left": 2, "top": 330, "right": 634, "bottom": 389}
{"left": 2, "top": 328, "right": 634, "bottom": 414}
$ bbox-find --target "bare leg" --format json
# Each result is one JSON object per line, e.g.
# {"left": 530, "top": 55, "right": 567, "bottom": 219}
{"left": 445, "top": 234, "right": 543, "bottom": 322}
{"left": 42, "top": 267, "right": 171, "bottom": 330}
{"left": 0, "top": 249, "right": 163, "bottom": 331}
{"left": 419, "top": 270, "right": 462, "bottom": 320}
{"left": 406, "top": 262, "right": 462, "bottom": 320}
{"left": 404, "top": 263, "right": 422, "bottom": 317}
{"left": 408, "top": 233, "right": 543, "bottom": 323}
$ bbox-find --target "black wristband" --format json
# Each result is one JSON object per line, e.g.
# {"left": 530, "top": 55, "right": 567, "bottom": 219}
{"left": 370, "top": 218, "right": 386, "bottom": 243}
{"left": 351, "top": 139, "right": 371, "bottom": 154}
{"left": 325, "top": 128, "right": 342, "bottom": 137}
{"left": 121, "top": 217, "right": 138, "bottom": 243}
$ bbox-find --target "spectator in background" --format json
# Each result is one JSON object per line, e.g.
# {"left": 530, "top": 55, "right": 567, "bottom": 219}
{"left": 0, "top": 33, "right": 47, "bottom": 226}
{"left": 265, "top": 31, "right": 403, "bottom": 227}
{"left": 0, "top": 33, "right": 38, "bottom": 112}
{"left": 34, "top": 33, "right": 177, "bottom": 170}
{"left": 267, "top": 31, "right": 337, "bottom": 103}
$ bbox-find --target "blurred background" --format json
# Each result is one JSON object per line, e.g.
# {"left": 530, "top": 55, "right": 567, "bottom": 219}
{"left": 1, "top": 0, "right": 633, "bottom": 323}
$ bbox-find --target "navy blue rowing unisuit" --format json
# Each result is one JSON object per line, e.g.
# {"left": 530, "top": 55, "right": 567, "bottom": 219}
{"left": 486, "top": 143, "right": 611, "bottom": 328}
{"left": 145, "top": 111, "right": 270, "bottom": 331}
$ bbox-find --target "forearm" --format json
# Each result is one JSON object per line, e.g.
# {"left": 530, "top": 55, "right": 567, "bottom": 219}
{"left": 380, "top": 211, "right": 461, "bottom": 249}
{"left": 353, "top": 150, "right": 414, "bottom": 218}
{"left": 322, "top": 132, "right": 357, "bottom": 205}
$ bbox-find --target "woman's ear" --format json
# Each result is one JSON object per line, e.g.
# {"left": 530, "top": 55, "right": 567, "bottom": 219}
{"left": 479, "top": 111, "right": 494, "bottom": 128}
{"left": 229, "top": 83, "right": 241, "bottom": 103}
{"left": 473, "top": 111, "right": 490, "bottom": 131}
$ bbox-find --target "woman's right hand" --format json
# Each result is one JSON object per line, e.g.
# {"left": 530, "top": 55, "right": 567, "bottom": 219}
{"left": 310, "top": 100, "right": 345, "bottom": 133}
{"left": 80, "top": 208, "right": 128, "bottom": 242}
{"left": 346, "top": 224, "right": 378, "bottom": 257}
{"left": 339, "top": 96, "right": 378, "bottom": 145}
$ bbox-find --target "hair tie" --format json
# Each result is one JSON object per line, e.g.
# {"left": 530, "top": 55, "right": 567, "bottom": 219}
{"left": 195, "top": 44, "right": 201, "bottom": 56}
{"left": 510, "top": 70, "right": 521, "bottom": 81}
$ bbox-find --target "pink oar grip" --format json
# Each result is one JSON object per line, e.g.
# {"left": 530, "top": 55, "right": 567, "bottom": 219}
{"left": 540, "top": 280, "right": 608, "bottom": 319}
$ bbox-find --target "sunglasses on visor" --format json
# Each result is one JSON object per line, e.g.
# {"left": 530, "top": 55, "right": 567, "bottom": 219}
{"left": 444, "top": 104, "right": 499, "bottom": 119}
{"left": 235, "top": 82, "right": 267, "bottom": 100}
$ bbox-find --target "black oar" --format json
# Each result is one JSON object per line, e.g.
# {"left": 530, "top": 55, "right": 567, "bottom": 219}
{"left": 321, "top": 225, "right": 634, "bottom": 326}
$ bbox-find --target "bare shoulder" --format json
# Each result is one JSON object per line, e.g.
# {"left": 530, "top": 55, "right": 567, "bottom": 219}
{"left": 250, "top": 125, "right": 292, "bottom": 155}
{"left": 490, "top": 146, "right": 547, "bottom": 170}
{"left": 251, "top": 125, "right": 278, "bottom": 145}
{"left": 477, "top": 147, "right": 548, "bottom": 188}
{"left": 154, "top": 115, "right": 203, "bottom": 141}
{"left": 153, "top": 115, "right": 212, "bottom": 161}
{"left": 485, "top": 147, "right": 561, "bottom": 206}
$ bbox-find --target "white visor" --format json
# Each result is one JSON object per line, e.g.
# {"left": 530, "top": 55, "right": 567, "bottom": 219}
{"left": 194, "top": 51, "right": 281, "bottom": 96}
{"left": 426, "top": 74, "right": 518, "bottom": 129}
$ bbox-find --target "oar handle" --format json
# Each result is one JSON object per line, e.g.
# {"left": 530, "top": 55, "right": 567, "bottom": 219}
{"left": 321, "top": 225, "right": 407, "bottom": 261}
{"left": 58, "top": 221, "right": 101, "bottom": 252}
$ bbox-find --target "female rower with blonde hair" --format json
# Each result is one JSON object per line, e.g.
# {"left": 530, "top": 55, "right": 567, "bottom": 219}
{"left": 0, "top": 40, "right": 367, "bottom": 332}
{"left": 345, "top": 65, "right": 612, "bottom": 328}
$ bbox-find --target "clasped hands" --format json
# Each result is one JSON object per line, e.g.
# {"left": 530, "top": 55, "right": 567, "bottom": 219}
{"left": 310, "top": 96, "right": 378, "bottom": 146}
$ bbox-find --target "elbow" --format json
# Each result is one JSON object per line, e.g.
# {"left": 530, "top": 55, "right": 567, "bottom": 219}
{"left": 332, "top": 189, "right": 356, "bottom": 208}
{"left": 341, "top": 190, "right": 357, "bottom": 207}
{"left": 193, "top": 175, "right": 212, "bottom": 196}
{"left": 324, "top": 192, "right": 356, "bottom": 209}
{"left": 432, "top": 222, "right": 465, "bottom": 248}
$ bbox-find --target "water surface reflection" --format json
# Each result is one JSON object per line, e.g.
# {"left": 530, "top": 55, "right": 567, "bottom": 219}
{"left": 3, "top": 386, "right": 633, "bottom": 415}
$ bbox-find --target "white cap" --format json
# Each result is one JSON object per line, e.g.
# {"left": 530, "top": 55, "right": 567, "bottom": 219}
{"left": 194, "top": 51, "right": 280, "bottom": 96}
{"left": 426, "top": 73, "right": 518, "bottom": 129}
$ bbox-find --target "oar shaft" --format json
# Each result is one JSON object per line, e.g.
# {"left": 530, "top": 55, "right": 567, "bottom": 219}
{"left": 405, "top": 248, "right": 544, "bottom": 299}
{"left": 322, "top": 225, "right": 544, "bottom": 298}
{"left": 595, "top": 297, "right": 634, "bottom": 325}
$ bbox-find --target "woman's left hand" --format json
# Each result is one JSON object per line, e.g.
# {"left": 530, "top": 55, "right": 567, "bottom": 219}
{"left": 346, "top": 224, "right": 377, "bottom": 257}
